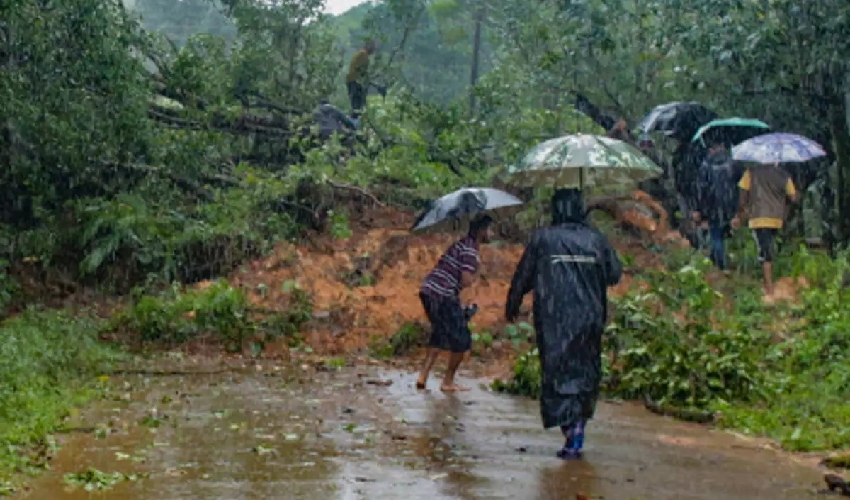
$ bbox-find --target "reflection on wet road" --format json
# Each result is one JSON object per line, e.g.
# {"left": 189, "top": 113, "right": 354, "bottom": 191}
{"left": 21, "top": 364, "right": 821, "bottom": 500}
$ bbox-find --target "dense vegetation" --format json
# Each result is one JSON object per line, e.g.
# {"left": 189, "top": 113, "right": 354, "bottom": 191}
{"left": 495, "top": 232, "right": 850, "bottom": 452}
{"left": 1, "top": 0, "right": 850, "bottom": 488}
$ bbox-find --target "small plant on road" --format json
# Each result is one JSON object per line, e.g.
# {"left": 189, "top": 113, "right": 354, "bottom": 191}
{"left": 503, "top": 321, "right": 534, "bottom": 349}
{"left": 492, "top": 348, "right": 541, "bottom": 398}
{"left": 64, "top": 468, "right": 147, "bottom": 491}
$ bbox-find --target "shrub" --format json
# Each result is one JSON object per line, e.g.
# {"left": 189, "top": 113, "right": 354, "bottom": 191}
{"left": 492, "top": 347, "right": 541, "bottom": 397}
{"left": 112, "top": 279, "right": 313, "bottom": 351}
{"left": 605, "top": 263, "right": 771, "bottom": 408}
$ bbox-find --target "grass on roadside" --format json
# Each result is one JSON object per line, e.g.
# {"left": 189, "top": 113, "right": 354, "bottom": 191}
{"left": 0, "top": 310, "right": 120, "bottom": 492}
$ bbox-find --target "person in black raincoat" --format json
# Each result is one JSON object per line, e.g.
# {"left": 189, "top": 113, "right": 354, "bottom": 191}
{"left": 693, "top": 142, "right": 740, "bottom": 270}
{"left": 505, "top": 188, "right": 623, "bottom": 460}
{"left": 673, "top": 142, "right": 707, "bottom": 247}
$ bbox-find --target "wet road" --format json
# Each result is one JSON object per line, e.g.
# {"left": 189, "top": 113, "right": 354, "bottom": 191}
{"left": 21, "top": 363, "right": 822, "bottom": 500}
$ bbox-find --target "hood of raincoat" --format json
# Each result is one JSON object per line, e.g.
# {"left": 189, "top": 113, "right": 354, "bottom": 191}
{"left": 704, "top": 148, "right": 732, "bottom": 169}
{"left": 696, "top": 148, "right": 739, "bottom": 224}
{"left": 551, "top": 188, "right": 586, "bottom": 225}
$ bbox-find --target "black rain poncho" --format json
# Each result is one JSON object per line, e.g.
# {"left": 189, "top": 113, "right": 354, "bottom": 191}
{"left": 505, "top": 189, "right": 623, "bottom": 429}
{"left": 695, "top": 149, "right": 740, "bottom": 225}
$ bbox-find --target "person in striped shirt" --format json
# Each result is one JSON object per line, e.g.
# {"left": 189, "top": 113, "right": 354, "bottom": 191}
{"left": 416, "top": 215, "right": 493, "bottom": 392}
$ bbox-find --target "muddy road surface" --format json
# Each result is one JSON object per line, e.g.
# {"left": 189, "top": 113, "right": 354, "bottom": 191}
{"left": 21, "top": 361, "right": 822, "bottom": 500}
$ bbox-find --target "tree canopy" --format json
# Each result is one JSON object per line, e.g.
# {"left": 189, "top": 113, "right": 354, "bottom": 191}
{"left": 1, "top": 0, "right": 849, "bottom": 302}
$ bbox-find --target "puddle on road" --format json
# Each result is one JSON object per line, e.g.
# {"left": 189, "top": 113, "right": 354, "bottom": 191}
{"left": 20, "top": 363, "right": 822, "bottom": 500}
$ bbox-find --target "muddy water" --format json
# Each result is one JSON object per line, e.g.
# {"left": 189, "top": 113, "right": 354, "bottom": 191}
{"left": 21, "top": 363, "right": 821, "bottom": 500}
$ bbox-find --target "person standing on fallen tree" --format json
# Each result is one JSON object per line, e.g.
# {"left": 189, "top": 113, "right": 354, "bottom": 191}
{"left": 417, "top": 215, "right": 493, "bottom": 393}
{"left": 346, "top": 39, "right": 376, "bottom": 119}
{"left": 505, "top": 189, "right": 622, "bottom": 460}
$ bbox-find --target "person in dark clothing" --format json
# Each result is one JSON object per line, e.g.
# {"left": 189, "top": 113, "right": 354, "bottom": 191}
{"left": 673, "top": 142, "right": 707, "bottom": 247}
{"left": 417, "top": 215, "right": 493, "bottom": 393}
{"left": 505, "top": 189, "right": 623, "bottom": 460}
{"left": 693, "top": 142, "right": 739, "bottom": 270}
{"left": 346, "top": 39, "right": 376, "bottom": 119}
{"left": 312, "top": 100, "right": 356, "bottom": 141}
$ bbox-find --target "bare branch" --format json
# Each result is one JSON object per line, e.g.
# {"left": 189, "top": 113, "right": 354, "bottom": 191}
{"left": 327, "top": 180, "right": 386, "bottom": 207}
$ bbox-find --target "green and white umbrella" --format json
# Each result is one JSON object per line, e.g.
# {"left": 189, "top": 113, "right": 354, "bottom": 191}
{"left": 691, "top": 117, "right": 770, "bottom": 147}
{"left": 505, "top": 134, "right": 663, "bottom": 190}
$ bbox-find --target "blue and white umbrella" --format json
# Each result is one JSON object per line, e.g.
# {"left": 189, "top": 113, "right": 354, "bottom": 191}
{"left": 732, "top": 133, "right": 827, "bottom": 164}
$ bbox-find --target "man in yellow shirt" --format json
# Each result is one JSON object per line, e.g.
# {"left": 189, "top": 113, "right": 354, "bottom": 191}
{"left": 346, "top": 39, "right": 376, "bottom": 118}
{"left": 731, "top": 163, "right": 798, "bottom": 296}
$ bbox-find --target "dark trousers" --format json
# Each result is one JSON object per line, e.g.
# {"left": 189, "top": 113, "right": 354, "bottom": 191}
{"left": 753, "top": 228, "right": 778, "bottom": 263}
{"left": 419, "top": 291, "right": 470, "bottom": 353}
{"left": 347, "top": 81, "right": 366, "bottom": 116}
{"left": 708, "top": 221, "right": 728, "bottom": 270}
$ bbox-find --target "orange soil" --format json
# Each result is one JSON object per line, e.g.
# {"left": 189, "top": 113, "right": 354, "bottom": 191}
{"left": 181, "top": 193, "right": 808, "bottom": 377}
{"left": 225, "top": 203, "right": 672, "bottom": 357}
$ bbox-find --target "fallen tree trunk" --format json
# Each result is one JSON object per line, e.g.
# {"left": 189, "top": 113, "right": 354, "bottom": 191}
{"left": 148, "top": 103, "right": 296, "bottom": 138}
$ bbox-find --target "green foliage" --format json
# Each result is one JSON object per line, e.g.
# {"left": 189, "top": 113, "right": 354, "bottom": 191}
{"left": 494, "top": 250, "right": 850, "bottom": 451}
{"left": 113, "top": 279, "right": 312, "bottom": 351}
{"left": 0, "top": 261, "right": 17, "bottom": 318}
{"left": 8, "top": 0, "right": 849, "bottom": 301}
{"left": 389, "top": 322, "right": 426, "bottom": 355}
{"left": 367, "top": 321, "right": 431, "bottom": 359}
{"left": 717, "top": 252, "right": 850, "bottom": 451}
{"left": 471, "top": 330, "right": 494, "bottom": 353}
{"left": 64, "top": 467, "right": 147, "bottom": 492}
{"left": 309, "top": 91, "right": 603, "bottom": 205}
{"left": 328, "top": 210, "right": 353, "bottom": 240}
{"left": 115, "top": 280, "right": 250, "bottom": 345}
{"left": 492, "top": 347, "right": 541, "bottom": 398}
{"left": 502, "top": 321, "right": 534, "bottom": 349}
{"left": 605, "top": 262, "right": 770, "bottom": 408}
{"left": 1, "top": 0, "right": 344, "bottom": 298}
{"left": 69, "top": 167, "right": 299, "bottom": 286}
{"left": 267, "top": 279, "right": 314, "bottom": 339}
{"left": 0, "top": 310, "right": 119, "bottom": 485}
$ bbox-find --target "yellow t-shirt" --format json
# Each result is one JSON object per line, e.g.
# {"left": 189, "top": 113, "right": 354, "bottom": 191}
{"left": 346, "top": 49, "right": 369, "bottom": 84}
{"left": 738, "top": 169, "right": 796, "bottom": 229}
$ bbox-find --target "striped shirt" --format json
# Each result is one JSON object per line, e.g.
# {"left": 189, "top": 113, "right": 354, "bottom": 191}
{"left": 421, "top": 236, "right": 480, "bottom": 297}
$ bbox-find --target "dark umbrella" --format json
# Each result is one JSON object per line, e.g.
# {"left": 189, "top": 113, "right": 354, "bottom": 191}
{"left": 637, "top": 102, "right": 717, "bottom": 142}
{"left": 410, "top": 187, "right": 523, "bottom": 234}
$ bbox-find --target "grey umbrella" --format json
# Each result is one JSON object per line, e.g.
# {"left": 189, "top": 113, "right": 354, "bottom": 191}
{"left": 410, "top": 187, "right": 523, "bottom": 234}
{"left": 637, "top": 101, "right": 717, "bottom": 142}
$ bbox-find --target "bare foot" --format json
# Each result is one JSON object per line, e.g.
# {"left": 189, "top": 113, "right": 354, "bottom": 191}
{"left": 440, "top": 383, "right": 470, "bottom": 393}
